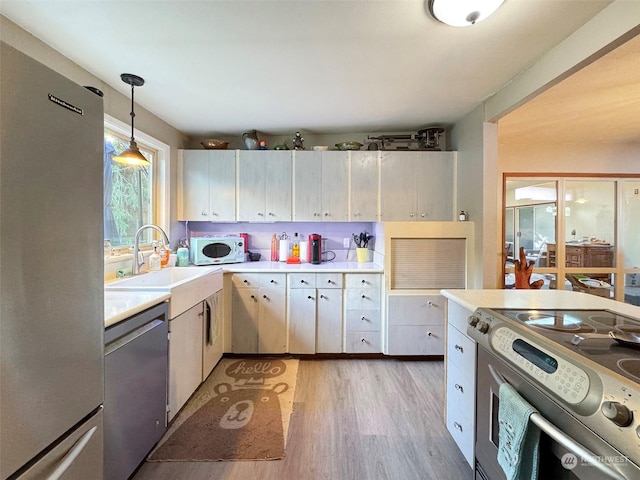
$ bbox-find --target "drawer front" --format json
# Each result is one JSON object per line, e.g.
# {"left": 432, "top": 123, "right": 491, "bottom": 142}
{"left": 446, "top": 364, "right": 475, "bottom": 412}
{"left": 345, "top": 309, "right": 381, "bottom": 331}
{"left": 387, "top": 294, "right": 444, "bottom": 326}
{"left": 447, "top": 301, "right": 474, "bottom": 333}
{"left": 345, "top": 273, "right": 380, "bottom": 289}
{"left": 447, "top": 325, "right": 475, "bottom": 372}
{"left": 446, "top": 401, "right": 474, "bottom": 467}
{"left": 316, "top": 273, "right": 342, "bottom": 289}
{"left": 345, "top": 289, "right": 380, "bottom": 310}
{"left": 387, "top": 325, "right": 444, "bottom": 355}
{"left": 288, "top": 272, "right": 316, "bottom": 289}
{"left": 260, "top": 273, "right": 286, "bottom": 288}
{"left": 232, "top": 272, "right": 261, "bottom": 288}
{"left": 345, "top": 331, "right": 381, "bottom": 353}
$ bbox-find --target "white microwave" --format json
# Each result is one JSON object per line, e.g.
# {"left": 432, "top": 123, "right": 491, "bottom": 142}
{"left": 190, "top": 236, "right": 245, "bottom": 265}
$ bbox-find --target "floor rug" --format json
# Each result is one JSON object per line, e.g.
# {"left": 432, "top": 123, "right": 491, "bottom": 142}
{"left": 148, "top": 357, "right": 299, "bottom": 462}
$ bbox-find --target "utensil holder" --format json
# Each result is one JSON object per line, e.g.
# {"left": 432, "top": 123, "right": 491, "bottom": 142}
{"left": 356, "top": 248, "right": 368, "bottom": 263}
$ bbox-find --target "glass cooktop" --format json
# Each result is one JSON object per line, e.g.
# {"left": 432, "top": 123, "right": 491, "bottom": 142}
{"left": 491, "top": 309, "right": 640, "bottom": 383}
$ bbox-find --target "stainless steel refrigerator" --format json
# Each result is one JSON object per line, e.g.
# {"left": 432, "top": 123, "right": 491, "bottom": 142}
{"left": 0, "top": 42, "right": 104, "bottom": 479}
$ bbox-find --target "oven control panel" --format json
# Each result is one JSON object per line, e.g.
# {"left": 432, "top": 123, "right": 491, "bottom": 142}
{"left": 491, "top": 327, "right": 590, "bottom": 404}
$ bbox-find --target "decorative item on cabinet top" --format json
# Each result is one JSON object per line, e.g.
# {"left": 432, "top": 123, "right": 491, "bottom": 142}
{"left": 201, "top": 139, "right": 229, "bottom": 150}
{"left": 366, "top": 127, "right": 445, "bottom": 151}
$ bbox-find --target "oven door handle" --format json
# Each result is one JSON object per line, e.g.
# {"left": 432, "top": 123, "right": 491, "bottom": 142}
{"left": 488, "top": 364, "right": 628, "bottom": 480}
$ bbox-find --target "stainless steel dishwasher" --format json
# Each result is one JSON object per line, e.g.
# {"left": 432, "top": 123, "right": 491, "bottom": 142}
{"left": 104, "top": 302, "right": 169, "bottom": 480}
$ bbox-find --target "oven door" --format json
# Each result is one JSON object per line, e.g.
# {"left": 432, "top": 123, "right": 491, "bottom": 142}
{"left": 475, "top": 345, "right": 638, "bottom": 480}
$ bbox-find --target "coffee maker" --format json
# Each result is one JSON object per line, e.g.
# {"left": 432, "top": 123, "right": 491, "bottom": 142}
{"left": 308, "top": 234, "right": 322, "bottom": 264}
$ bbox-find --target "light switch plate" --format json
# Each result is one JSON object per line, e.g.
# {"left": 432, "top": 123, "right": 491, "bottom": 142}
{"left": 343, "top": 237, "right": 350, "bottom": 248}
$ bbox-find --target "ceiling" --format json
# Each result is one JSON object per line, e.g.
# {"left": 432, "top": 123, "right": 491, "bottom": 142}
{"left": 2, "top": 0, "right": 633, "bottom": 143}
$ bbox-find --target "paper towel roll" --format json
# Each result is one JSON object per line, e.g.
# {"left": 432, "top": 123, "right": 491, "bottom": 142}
{"left": 279, "top": 239, "right": 289, "bottom": 262}
{"left": 299, "top": 241, "right": 308, "bottom": 263}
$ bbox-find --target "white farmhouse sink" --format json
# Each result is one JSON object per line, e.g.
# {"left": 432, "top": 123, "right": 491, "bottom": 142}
{"left": 105, "top": 266, "right": 222, "bottom": 318}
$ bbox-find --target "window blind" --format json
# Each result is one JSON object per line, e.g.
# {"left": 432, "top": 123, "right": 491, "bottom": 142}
{"left": 390, "top": 238, "right": 466, "bottom": 289}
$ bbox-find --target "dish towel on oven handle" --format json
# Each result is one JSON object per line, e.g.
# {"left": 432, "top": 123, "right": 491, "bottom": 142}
{"left": 497, "top": 383, "right": 541, "bottom": 480}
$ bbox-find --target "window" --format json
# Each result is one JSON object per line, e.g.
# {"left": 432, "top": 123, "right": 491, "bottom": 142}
{"left": 104, "top": 128, "right": 153, "bottom": 247}
{"left": 504, "top": 176, "right": 640, "bottom": 305}
{"left": 103, "top": 114, "right": 170, "bottom": 251}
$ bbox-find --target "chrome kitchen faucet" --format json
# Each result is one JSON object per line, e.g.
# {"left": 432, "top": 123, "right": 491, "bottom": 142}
{"left": 132, "top": 224, "right": 170, "bottom": 275}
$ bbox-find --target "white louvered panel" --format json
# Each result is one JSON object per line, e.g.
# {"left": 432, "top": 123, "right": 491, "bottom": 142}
{"left": 391, "top": 238, "right": 466, "bottom": 289}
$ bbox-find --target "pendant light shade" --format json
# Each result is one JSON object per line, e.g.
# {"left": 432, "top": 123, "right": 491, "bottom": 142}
{"left": 113, "top": 73, "right": 150, "bottom": 166}
{"left": 428, "top": 0, "right": 505, "bottom": 27}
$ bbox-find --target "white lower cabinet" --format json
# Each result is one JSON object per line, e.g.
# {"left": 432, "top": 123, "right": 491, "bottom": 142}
{"left": 386, "top": 294, "right": 445, "bottom": 355}
{"left": 168, "top": 302, "right": 203, "bottom": 421}
{"left": 445, "top": 300, "right": 476, "bottom": 468}
{"left": 288, "top": 273, "right": 343, "bottom": 354}
{"left": 231, "top": 273, "right": 286, "bottom": 353}
{"left": 344, "top": 274, "right": 381, "bottom": 353}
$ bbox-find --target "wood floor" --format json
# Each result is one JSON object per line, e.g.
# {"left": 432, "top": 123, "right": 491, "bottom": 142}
{"left": 133, "top": 358, "right": 473, "bottom": 480}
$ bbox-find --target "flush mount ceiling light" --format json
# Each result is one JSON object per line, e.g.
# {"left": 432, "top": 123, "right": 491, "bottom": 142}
{"left": 112, "top": 73, "right": 150, "bottom": 166}
{"left": 428, "top": 0, "right": 505, "bottom": 27}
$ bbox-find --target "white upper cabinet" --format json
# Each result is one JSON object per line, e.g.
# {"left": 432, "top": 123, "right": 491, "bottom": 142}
{"left": 349, "top": 151, "right": 379, "bottom": 221}
{"left": 380, "top": 151, "right": 455, "bottom": 221}
{"left": 238, "top": 151, "right": 292, "bottom": 221}
{"left": 293, "top": 151, "right": 348, "bottom": 222}
{"left": 179, "top": 150, "right": 236, "bottom": 221}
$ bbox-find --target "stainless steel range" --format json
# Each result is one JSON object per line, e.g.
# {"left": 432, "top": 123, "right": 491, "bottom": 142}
{"left": 468, "top": 308, "right": 640, "bottom": 480}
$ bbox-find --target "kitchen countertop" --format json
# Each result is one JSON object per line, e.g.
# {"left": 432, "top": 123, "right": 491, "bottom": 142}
{"left": 440, "top": 289, "right": 640, "bottom": 318}
{"left": 221, "top": 261, "right": 383, "bottom": 273}
{"left": 104, "top": 290, "right": 171, "bottom": 328}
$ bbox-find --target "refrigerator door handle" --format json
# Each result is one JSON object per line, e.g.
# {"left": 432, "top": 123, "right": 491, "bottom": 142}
{"left": 47, "top": 425, "right": 97, "bottom": 480}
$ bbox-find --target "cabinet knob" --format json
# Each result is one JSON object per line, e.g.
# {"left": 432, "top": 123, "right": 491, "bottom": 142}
{"left": 327, "top": 280, "right": 333, "bottom": 284}
{"left": 324, "top": 212, "right": 329, "bottom": 216}
{"left": 361, "top": 294, "right": 366, "bottom": 299}
{"left": 354, "top": 212, "right": 360, "bottom": 216}
{"left": 320, "top": 294, "right": 325, "bottom": 299}
{"left": 212, "top": 212, "right": 218, "bottom": 216}
{"left": 300, "top": 279, "right": 306, "bottom": 284}
{"left": 453, "top": 422, "right": 462, "bottom": 432}
{"left": 361, "top": 279, "right": 366, "bottom": 284}
{"left": 250, "top": 295, "right": 256, "bottom": 300}
{"left": 427, "top": 331, "right": 433, "bottom": 337}
{"left": 243, "top": 279, "right": 249, "bottom": 284}
{"left": 455, "top": 384, "right": 463, "bottom": 392}
{"left": 257, "top": 212, "right": 264, "bottom": 216}
{"left": 427, "top": 301, "right": 433, "bottom": 306}
{"left": 361, "top": 338, "right": 367, "bottom": 343}
{"left": 270, "top": 279, "right": 276, "bottom": 283}
{"left": 410, "top": 213, "right": 415, "bottom": 217}
{"left": 201, "top": 211, "right": 207, "bottom": 216}
{"left": 307, "top": 295, "right": 313, "bottom": 300}
{"left": 454, "top": 344, "right": 463, "bottom": 352}
{"left": 421, "top": 213, "right": 426, "bottom": 218}
{"left": 361, "top": 316, "right": 367, "bottom": 321}
{"left": 313, "top": 212, "right": 320, "bottom": 217}
{"left": 263, "top": 295, "right": 268, "bottom": 299}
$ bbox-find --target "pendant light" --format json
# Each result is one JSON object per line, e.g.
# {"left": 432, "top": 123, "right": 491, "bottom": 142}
{"left": 428, "top": 0, "right": 505, "bottom": 27}
{"left": 113, "top": 73, "right": 150, "bottom": 166}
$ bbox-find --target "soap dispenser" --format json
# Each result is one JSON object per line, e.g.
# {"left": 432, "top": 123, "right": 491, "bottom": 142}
{"left": 149, "top": 247, "right": 161, "bottom": 271}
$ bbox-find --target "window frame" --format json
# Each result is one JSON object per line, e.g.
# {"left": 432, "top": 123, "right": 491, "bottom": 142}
{"left": 104, "top": 114, "right": 170, "bottom": 246}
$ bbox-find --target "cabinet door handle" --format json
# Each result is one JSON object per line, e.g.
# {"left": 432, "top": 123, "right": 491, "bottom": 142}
{"left": 455, "top": 384, "right": 463, "bottom": 392}
{"left": 454, "top": 344, "right": 463, "bottom": 352}
{"left": 453, "top": 422, "right": 462, "bottom": 431}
